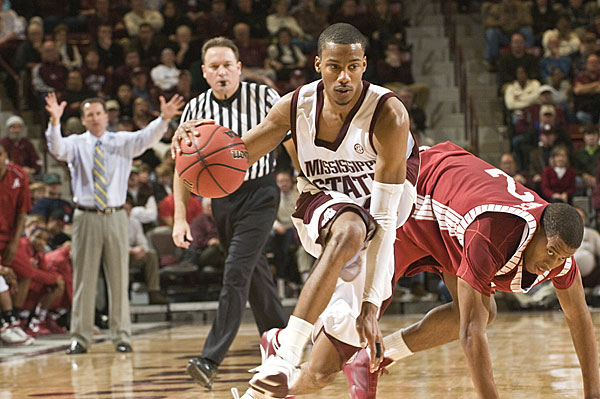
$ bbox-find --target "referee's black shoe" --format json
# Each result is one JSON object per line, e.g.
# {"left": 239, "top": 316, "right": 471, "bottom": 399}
{"left": 187, "top": 357, "right": 218, "bottom": 389}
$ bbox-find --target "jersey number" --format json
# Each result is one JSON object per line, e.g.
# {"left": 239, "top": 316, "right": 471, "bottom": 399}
{"left": 484, "top": 169, "right": 535, "bottom": 202}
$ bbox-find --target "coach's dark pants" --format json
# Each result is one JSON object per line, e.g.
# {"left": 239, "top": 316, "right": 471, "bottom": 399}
{"left": 202, "top": 175, "right": 287, "bottom": 365}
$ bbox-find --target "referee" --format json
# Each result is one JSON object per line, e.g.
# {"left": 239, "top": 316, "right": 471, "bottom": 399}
{"left": 172, "top": 37, "right": 286, "bottom": 390}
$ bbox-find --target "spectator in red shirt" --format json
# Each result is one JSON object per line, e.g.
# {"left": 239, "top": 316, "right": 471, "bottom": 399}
{"left": 189, "top": 197, "right": 224, "bottom": 271}
{"left": 541, "top": 145, "right": 576, "bottom": 203}
{"left": 195, "top": 0, "right": 234, "bottom": 42}
{"left": 158, "top": 193, "right": 202, "bottom": 227}
{"left": 17, "top": 227, "right": 66, "bottom": 335}
{"left": 0, "top": 115, "right": 41, "bottom": 176}
{"left": 0, "top": 142, "right": 31, "bottom": 295}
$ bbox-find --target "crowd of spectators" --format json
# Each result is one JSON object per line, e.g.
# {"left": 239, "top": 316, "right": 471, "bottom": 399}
{"left": 0, "top": 0, "right": 440, "bottom": 346}
{"left": 483, "top": 1, "right": 600, "bottom": 211}
{"left": 482, "top": 0, "right": 600, "bottom": 300}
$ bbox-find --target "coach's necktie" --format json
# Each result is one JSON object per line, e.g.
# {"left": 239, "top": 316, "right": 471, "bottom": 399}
{"left": 93, "top": 141, "right": 108, "bottom": 211}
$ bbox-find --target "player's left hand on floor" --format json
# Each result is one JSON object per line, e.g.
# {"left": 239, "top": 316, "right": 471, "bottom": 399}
{"left": 356, "top": 302, "right": 384, "bottom": 373}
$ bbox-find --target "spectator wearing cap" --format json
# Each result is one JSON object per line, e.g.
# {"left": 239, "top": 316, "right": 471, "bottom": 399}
{"left": 106, "top": 100, "right": 121, "bottom": 132}
{"left": 573, "top": 125, "right": 600, "bottom": 190}
{"left": 124, "top": 197, "right": 168, "bottom": 304}
{"left": 573, "top": 53, "right": 600, "bottom": 124}
{"left": 32, "top": 173, "right": 74, "bottom": 223}
{"left": 0, "top": 115, "right": 41, "bottom": 176}
{"left": 525, "top": 110, "right": 572, "bottom": 184}
{"left": 282, "top": 68, "right": 307, "bottom": 94}
{"left": 150, "top": 48, "right": 180, "bottom": 92}
{"left": 504, "top": 65, "right": 541, "bottom": 125}
{"left": 515, "top": 103, "right": 572, "bottom": 173}
{"left": 514, "top": 84, "right": 568, "bottom": 136}
{"left": 497, "top": 32, "right": 541, "bottom": 92}
{"left": 123, "top": 0, "right": 164, "bottom": 37}
{"left": 46, "top": 208, "right": 71, "bottom": 250}
{"left": 540, "top": 32, "right": 572, "bottom": 83}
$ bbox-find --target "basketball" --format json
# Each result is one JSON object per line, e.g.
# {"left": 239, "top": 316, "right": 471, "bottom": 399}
{"left": 175, "top": 124, "right": 248, "bottom": 198}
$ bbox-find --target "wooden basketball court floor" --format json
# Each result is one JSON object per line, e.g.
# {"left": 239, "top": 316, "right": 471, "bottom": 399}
{"left": 2, "top": 311, "right": 598, "bottom": 398}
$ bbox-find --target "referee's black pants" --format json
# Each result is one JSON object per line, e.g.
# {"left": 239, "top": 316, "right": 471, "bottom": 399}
{"left": 202, "top": 175, "right": 287, "bottom": 365}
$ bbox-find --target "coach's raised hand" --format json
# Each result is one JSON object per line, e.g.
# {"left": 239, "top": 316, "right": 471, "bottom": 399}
{"left": 159, "top": 94, "right": 186, "bottom": 121}
{"left": 44, "top": 92, "right": 67, "bottom": 126}
{"left": 171, "top": 118, "right": 216, "bottom": 159}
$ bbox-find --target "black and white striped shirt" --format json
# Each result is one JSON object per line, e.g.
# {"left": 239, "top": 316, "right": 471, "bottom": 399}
{"left": 180, "top": 81, "right": 279, "bottom": 181}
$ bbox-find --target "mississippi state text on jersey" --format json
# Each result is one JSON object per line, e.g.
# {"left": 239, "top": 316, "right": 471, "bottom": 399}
{"left": 290, "top": 80, "right": 420, "bottom": 208}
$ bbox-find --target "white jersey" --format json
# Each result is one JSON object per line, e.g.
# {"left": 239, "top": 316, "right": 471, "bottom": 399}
{"left": 290, "top": 80, "right": 420, "bottom": 208}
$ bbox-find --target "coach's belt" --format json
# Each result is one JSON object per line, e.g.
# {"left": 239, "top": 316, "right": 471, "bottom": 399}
{"left": 75, "top": 205, "right": 124, "bottom": 215}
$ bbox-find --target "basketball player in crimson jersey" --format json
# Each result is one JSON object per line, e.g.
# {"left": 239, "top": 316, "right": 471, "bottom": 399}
{"left": 173, "top": 23, "right": 419, "bottom": 398}
{"left": 341, "top": 141, "right": 600, "bottom": 399}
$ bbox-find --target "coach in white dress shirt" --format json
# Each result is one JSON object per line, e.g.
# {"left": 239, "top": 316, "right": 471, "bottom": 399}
{"left": 44, "top": 92, "right": 183, "bottom": 354}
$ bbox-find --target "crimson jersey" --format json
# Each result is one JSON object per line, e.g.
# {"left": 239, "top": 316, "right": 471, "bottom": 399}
{"left": 394, "top": 142, "right": 577, "bottom": 295}
{"left": 0, "top": 164, "right": 31, "bottom": 243}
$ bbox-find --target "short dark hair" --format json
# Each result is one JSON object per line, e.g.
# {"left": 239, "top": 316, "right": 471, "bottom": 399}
{"left": 80, "top": 97, "right": 106, "bottom": 116}
{"left": 317, "top": 23, "right": 368, "bottom": 57}
{"left": 201, "top": 37, "right": 239, "bottom": 63}
{"left": 541, "top": 203, "right": 584, "bottom": 249}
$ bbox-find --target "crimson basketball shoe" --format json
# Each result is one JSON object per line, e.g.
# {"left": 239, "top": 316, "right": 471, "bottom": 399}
{"left": 343, "top": 348, "right": 394, "bottom": 399}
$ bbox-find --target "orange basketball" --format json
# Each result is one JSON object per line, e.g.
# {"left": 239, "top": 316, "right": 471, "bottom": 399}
{"left": 175, "top": 124, "right": 248, "bottom": 198}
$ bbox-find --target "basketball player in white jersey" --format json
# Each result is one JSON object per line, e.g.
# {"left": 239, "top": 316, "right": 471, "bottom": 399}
{"left": 173, "top": 23, "right": 419, "bottom": 398}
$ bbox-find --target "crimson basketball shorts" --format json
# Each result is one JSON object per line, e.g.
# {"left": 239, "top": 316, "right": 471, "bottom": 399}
{"left": 291, "top": 176, "right": 417, "bottom": 350}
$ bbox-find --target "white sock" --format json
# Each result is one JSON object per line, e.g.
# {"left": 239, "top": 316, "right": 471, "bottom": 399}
{"left": 383, "top": 329, "right": 413, "bottom": 361}
{"left": 276, "top": 316, "right": 313, "bottom": 366}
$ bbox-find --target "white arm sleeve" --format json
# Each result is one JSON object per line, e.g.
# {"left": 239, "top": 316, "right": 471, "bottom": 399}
{"left": 363, "top": 181, "right": 404, "bottom": 310}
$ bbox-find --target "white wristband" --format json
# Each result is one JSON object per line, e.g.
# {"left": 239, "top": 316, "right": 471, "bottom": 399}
{"left": 363, "top": 181, "right": 404, "bottom": 308}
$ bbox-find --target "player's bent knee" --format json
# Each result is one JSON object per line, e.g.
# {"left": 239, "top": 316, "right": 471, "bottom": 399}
{"left": 328, "top": 218, "right": 366, "bottom": 254}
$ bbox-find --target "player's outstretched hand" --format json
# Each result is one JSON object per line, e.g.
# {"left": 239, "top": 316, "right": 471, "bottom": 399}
{"left": 356, "top": 301, "right": 384, "bottom": 373}
{"left": 44, "top": 92, "right": 67, "bottom": 126}
{"left": 172, "top": 219, "right": 193, "bottom": 249}
{"left": 171, "top": 119, "right": 216, "bottom": 159}
{"left": 159, "top": 94, "right": 185, "bottom": 121}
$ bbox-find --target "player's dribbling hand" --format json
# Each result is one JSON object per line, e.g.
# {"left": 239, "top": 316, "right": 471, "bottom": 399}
{"left": 356, "top": 301, "right": 384, "bottom": 373}
{"left": 171, "top": 119, "right": 216, "bottom": 159}
{"left": 172, "top": 220, "right": 193, "bottom": 249}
